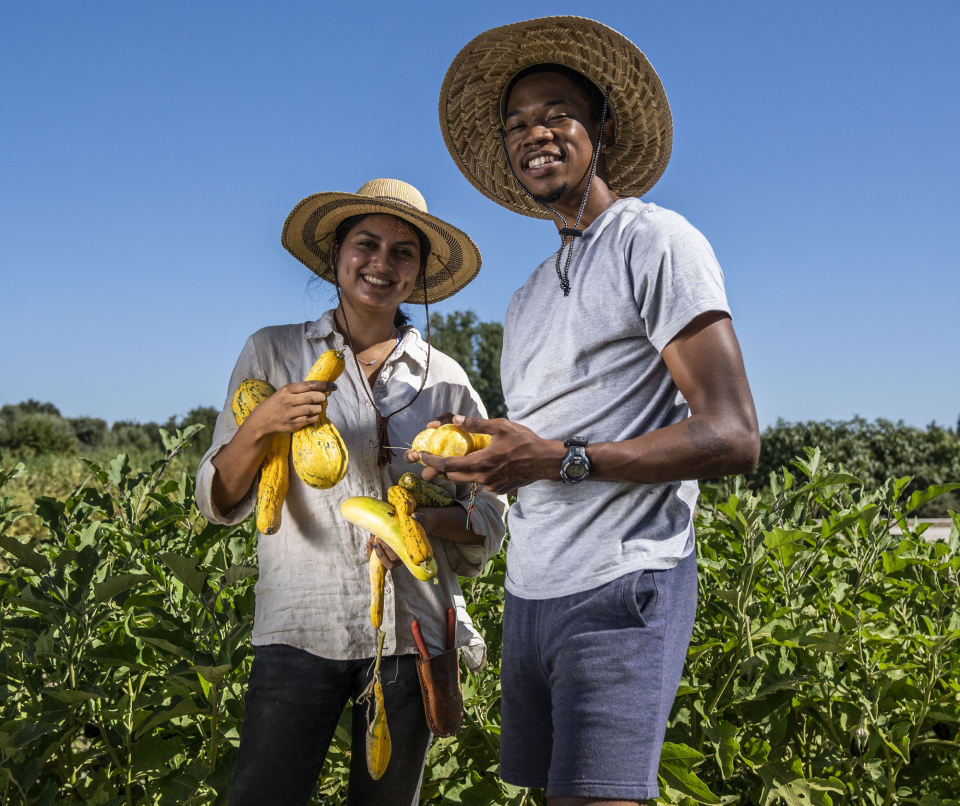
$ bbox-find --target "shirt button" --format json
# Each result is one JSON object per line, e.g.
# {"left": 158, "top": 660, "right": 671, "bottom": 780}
{"left": 368, "top": 439, "right": 376, "bottom": 448}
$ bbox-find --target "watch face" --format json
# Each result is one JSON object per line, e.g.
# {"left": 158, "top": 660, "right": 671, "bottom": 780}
{"left": 565, "top": 462, "right": 587, "bottom": 480}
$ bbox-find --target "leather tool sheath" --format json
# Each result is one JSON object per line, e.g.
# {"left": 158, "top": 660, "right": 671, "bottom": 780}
{"left": 415, "top": 648, "right": 463, "bottom": 737}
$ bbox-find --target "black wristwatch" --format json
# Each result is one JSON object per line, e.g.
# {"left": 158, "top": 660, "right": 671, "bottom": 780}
{"left": 560, "top": 437, "right": 591, "bottom": 484}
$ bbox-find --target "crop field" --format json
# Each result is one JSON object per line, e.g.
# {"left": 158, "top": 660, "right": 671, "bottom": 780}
{"left": 1, "top": 423, "right": 959, "bottom": 805}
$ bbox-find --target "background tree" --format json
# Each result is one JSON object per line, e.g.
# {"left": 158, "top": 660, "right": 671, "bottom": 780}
{"left": 429, "top": 311, "right": 506, "bottom": 419}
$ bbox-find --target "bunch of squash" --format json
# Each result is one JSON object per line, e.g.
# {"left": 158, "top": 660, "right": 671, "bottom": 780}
{"left": 231, "top": 349, "right": 349, "bottom": 534}
{"left": 347, "top": 472, "right": 456, "bottom": 779}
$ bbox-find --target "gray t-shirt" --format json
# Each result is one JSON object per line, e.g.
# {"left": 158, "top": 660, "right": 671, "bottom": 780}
{"left": 501, "top": 199, "right": 731, "bottom": 599}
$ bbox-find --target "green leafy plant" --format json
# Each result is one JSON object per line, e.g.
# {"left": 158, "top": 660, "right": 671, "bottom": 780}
{"left": 0, "top": 427, "right": 258, "bottom": 805}
{"left": 674, "top": 449, "right": 960, "bottom": 805}
{"left": 2, "top": 439, "right": 958, "bottom": 805}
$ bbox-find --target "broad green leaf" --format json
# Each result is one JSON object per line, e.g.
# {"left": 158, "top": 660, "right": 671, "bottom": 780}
{"left": 70, "top": 544, "right": 100, "bottom": 591}
{"left": 903, "top": 484, "right": 960, "bottom": 514}
{"left": 43, "top": 689, "right": 101, "bottom": 704}
{"left": 702, "top": 720, "right": 740, "bottom": 779}
{"left": 136, "top": 625, "right": 194, "bottom": 660}
{"left": 223, "top": 563, "right": 258, "bottom": 587}
{"left": 0, "top": 535, "right": 48, "bottom": 573}
{"left": 816, "top": 472, "right": 863, "bottom": 488}
{"left": 762, "top": 529, "right": 812, "bottom": 568}
{"left": 757, "top": 760, "right": 843, "bottom": 806}
{"left": 93, "top": 573, "right": 152, "bottom": 603}
{"left": 658, "top": 743, "right": 722, "bottom": 804}
{"left": 888, "top": 476, "right": 912, "bottom": 505}
{"left": 131, "top": 734, "right": 184, "bottom": 776}
{"left": 11, "top": 721, "right": 59, "bottom": 748}
{"left": 87, "top": 641, "right": 145, "bottom": 670}
{"left": 6, "top": 596, "right": 57, "bottom": 616}
{"left": 160, "top": 551, "right": 209, "bottom": 596}
{"left": 822, "top": 506, "right": 876, "bottom": 538}
{"left": 137, "top": 697, "right": 206, "bottom": 738}
{"left": 792, "top": 447, "right": 822, "bottom": 478}
{"left": 108, "top": 453, "right": 130, "bottom": 488}
{"left": 191, "top": 663, "right": 233, "bottom": 684}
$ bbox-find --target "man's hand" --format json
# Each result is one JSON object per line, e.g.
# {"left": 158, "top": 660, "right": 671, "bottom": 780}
{"left": 403, "top": 415, "right": 565, "bottom": 496}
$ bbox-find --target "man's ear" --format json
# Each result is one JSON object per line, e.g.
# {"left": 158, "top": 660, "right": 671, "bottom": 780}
{"left": 600, "top": 117, "right": 617, "bottom": 151}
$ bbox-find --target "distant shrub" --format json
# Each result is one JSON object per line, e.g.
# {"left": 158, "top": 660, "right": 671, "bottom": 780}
{"left": 0, "top": 403, "right": 76, "bottom": 456}
{"left": 68, "top": 416, "right": 108, "bottom": 448}
{"left": 109, "top": 419, "right": 164, "bottom": 453}
{"left": 748, "top": 416, "right": 960, "bottom": 516}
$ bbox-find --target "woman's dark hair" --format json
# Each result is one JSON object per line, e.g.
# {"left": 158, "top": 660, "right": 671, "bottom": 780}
{"left": 332, "top": 212, "right": 432, "bottom": 328}
{"left": 505, "top": 63, "right": 604, "bottom": 124}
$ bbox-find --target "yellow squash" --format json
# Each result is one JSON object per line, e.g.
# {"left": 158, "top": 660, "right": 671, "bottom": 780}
{"left": 232, "top": 379, "right": 290, "bottom": 535}
{"left": 232, "top": 379, "right": 275, "bottom": 422}
{"left": 340, "top": 497, "right": 437, "bottom": 581}
{"left": 366, "top": 678, "right": 391, "bottom": 780}
{"left": 387, "top": 487, "right": 431, "bottom": 567}
{"left": 305, "top": 348, "right": 346, "bottom": 385}
{"left": 368, "top": 552, "right": 386, "bottom": 631}
{"left": 411, "top": 423, "right": 492, "bottom": 464}
{"left": 411, "top": 427, "right": 435, "bottom": 453}
{"left": 292, "top": 349, "right": 349, "bottom": 489}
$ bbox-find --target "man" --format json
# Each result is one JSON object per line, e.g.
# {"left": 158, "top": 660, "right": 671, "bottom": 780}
{"left": 409, "top": 17, "right": 760, "bottom": 806}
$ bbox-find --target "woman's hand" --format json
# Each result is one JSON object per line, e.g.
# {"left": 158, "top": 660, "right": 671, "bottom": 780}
{"left": 412, "top": 507, "right": 485, "bottom": 546}
{"left": 211, "top": 380, "right": 336, "bottom": 516}
{"left": 241, "top": 381, "right": 336, "bottom": 440}
{"left": 366, "top": 536, "right": 402, "bottom": 570}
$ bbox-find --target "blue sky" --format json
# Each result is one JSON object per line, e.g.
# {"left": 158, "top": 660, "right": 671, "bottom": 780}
{"left": 1, "top": 1, "right": 957, "bottom": 430}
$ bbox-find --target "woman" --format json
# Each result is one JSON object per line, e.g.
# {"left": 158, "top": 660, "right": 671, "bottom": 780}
{"left": 196, "top": 179, "right": 505, "bottom": 806}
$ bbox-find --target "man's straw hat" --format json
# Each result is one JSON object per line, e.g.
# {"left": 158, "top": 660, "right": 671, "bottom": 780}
{"left": 439, "top": 16, "right": 673, "bottom": 219}
{"left": 281, "top": 178, "right": 481, "bottom": 304}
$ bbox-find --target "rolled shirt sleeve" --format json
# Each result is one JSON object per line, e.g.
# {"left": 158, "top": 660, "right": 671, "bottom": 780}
{"left": 195, "top": 335, "right": 263, "bottom": 526}
{"left": 436, "top": 387, "right": 507, "bottom": 577}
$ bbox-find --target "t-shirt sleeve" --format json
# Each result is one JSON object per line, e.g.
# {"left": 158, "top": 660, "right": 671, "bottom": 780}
{"left": 627, "top": 210, "right": 731, "bottom": 353}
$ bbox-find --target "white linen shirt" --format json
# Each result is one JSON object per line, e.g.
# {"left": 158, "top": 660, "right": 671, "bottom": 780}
{"left": 196, "top": 309, "right": 506, "bottom": 671}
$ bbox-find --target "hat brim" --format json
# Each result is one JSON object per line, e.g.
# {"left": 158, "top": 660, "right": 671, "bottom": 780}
{"left": 439, "top": 16, "right": 673, "bottom": 219}
{"left": 281, "top": 193, "right": 481, "bottom": 305}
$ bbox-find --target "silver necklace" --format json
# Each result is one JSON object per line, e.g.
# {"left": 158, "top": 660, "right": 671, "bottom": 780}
{"left": 355, "top": 329, "right": 398, "bottom": 366}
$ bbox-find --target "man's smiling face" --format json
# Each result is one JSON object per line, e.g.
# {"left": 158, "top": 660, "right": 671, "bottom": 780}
{"left": 503, "top": 70, "right": 605, "bottom": 205}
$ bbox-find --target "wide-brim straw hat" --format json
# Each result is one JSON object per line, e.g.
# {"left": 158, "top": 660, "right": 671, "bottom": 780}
{"left": 281, "top": 178, "right": 481, "bottom": 304}
{"left": 439, "top": 16, "right": 673, "bottom": 220}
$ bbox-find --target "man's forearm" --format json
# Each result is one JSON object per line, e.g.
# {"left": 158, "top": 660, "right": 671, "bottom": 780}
{"left": 587, "top": 413, "right": 760, "bottom": 484}
{"left": 532, "top": 412, "right": 759, "bottom": 486}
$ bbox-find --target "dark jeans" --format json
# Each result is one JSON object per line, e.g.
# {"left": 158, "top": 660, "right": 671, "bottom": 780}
{"left": 229, "top": 644, "right": 431, "bottom": 806}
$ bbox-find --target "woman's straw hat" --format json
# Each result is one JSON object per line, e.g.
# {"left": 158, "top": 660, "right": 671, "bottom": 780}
{"left": 439, "top": 16, "right": 673, "bottom": 220}
{"left": 281, "top": 178, "right": 481, "bottom": 304}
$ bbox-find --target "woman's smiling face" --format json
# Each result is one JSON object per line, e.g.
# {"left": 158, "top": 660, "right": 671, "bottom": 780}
{"left": 333, "top": 214, "right": 423, "bottom": 313}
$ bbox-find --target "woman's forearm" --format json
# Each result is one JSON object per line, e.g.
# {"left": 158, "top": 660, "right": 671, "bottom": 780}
{"left": 416, "top": 506, "right": 485, "bottom": 545}
{"left": 210, "top": 420, "right": 273, "bottom": 516}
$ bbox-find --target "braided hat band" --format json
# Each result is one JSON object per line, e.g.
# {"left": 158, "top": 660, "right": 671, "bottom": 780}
{"left": 439, "top": 16, "right": 673, "bottom": 220}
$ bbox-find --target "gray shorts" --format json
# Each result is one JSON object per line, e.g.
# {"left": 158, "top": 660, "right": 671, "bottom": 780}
{"left": 499, "top": 551, "right": 698, "bottom": 800}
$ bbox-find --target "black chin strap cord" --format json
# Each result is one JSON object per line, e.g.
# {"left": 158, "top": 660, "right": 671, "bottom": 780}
{"left": 498, "top": 86, "right": 611, "bottom": 296}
